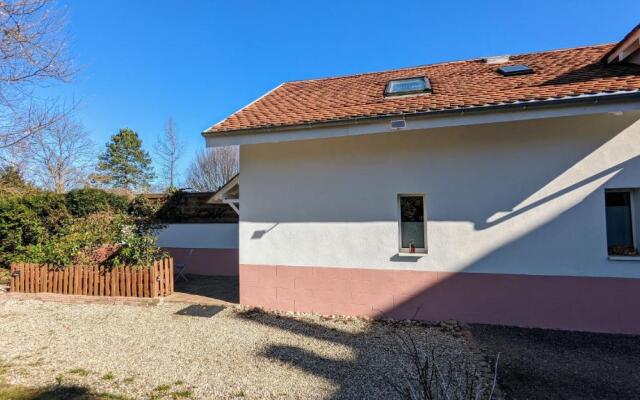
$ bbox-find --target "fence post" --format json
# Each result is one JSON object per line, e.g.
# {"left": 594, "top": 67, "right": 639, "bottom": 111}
{"left": 169, "top": 258, "right": 174, "bottom": 295}
{"left": 9, "top": 264, "right": 15, "bottom": 292}
{"left": 150, "top": 261, "right": 158, "bottom": 298}
{"left": 19, "top": 263, "right": 25, "bottom": 292}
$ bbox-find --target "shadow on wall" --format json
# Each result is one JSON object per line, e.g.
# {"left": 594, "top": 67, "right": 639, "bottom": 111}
{"left": 240, "top": 114, "right": 640, "bottom": 333}
{"left": 251, "top": 223, "right": 279, "bottom": 239}
{"left": 379, "top": 149, "right": 640, "bottom": 333}
{"left": 242, "top": 114, "right": 639, "bottom": 232}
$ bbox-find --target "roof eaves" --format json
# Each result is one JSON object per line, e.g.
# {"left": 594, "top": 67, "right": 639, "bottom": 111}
{"left": 603, "top": 24, "right": 640, "bottom": 63}
{"left": 210, "top": 173, "right": 240, "bottom": 203}
{"left": 202, "top": 83, "right": 285, "bottom": 135}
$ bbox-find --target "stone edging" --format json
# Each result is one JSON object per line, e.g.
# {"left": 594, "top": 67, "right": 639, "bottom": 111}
{"left": 1, "top": 291, "right": 163, "bottom": 306}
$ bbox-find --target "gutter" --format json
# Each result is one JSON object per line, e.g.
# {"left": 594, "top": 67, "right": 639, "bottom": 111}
{"left": 203, "top": 90, "right": 640, "bottom": 138}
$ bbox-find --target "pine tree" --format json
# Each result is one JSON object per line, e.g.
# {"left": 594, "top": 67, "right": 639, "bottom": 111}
{"left": 96, "top": 128, "right": 155, "bottom": 191}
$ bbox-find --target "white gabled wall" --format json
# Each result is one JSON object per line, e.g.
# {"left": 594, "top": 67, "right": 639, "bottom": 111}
{"left": 239, "top": 112, "right": 640, "bottom": 279}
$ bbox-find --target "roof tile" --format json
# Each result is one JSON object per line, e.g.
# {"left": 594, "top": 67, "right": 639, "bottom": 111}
{"left": 207, "top": 44, "right": 640, "bottom": 135}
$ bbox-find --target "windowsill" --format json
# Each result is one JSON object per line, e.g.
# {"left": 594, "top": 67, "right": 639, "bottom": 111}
{"left": 608, "top": 255, "right": 640, "bottom": 261}
{"left": 398, "top": 251, "right": 427, "bottom": 256}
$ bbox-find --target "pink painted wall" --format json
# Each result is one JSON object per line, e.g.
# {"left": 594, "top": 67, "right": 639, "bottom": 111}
{"left": 165, "top": 248, "right": 239, "bottom": 276}
{"left": 240, "top": 264, "right": 640, "bottom": 334}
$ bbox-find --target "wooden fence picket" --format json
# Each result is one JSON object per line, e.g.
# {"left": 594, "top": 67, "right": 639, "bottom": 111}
{"left": 8, "top": 259, "right": 173, "bottom": 299}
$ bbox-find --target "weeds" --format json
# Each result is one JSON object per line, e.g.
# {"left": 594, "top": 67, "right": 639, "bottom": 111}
{"left": 68, "top": 368, "right": 91, "bottom": 376}
{"left": 101, "top": 372, "right": 115, "bottom": 381}
{"left": 170, "top": 389, "right": 193, "bottom": 399}
{"left": 384, "top": 330, "right": 499, "bottom": 400}
{"left": 155, "top": 384, "right": 171, "bottom": 392}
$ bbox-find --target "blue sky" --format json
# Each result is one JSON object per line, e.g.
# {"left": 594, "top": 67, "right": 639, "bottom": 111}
{"left": 53, "top": 0, "right": 639, "bottom": 184}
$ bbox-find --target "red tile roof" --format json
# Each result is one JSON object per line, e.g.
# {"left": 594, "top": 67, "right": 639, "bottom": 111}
{"left": 206, "top": 44, "right": 640, "bottom": 135}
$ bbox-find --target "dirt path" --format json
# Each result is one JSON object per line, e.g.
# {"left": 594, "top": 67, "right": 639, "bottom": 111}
{"left": 470, "top": 324, "right": 640, "bottom": 399}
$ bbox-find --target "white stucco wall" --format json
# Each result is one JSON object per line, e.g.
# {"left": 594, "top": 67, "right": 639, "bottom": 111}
{"left": 157, "top": 223, "right": 238, "bottom": 249}
{"left": 239, "top": 111, "right": 640, "bottom": 278}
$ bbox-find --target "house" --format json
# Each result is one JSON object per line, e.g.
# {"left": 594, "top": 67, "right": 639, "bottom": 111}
{"left": 204, "top": 24, "right": 640, "bottom": 334}
{"left": 145, "top": 191, "right": 239, "bottom": 276}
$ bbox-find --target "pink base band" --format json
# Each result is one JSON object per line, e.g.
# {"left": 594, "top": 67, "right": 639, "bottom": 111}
{"left": 240, "top": 264, "right": 640, "bottom": 334}
{"left": 163, "top": 248, "right": 239, "bottom": 276}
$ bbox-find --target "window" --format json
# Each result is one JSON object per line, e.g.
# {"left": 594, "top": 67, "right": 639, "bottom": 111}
{"left": 398, "top": 194, "right": 426, "bottom": 253}
{"left": 605, "top": 189, "right": 639, "bottom": 256}
{"left": 497, "top": 64, "right": 534, "bottom": 76}
{"left": 385, "top": 77, "right": 431, "bottom": 96}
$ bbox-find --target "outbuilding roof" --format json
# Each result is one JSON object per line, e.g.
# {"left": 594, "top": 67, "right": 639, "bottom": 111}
{"left": 206, "top": 33, "right": 640, "bottom": 136}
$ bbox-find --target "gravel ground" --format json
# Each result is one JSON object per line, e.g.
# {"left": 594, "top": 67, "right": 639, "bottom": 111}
{"left": 0, "top": 299, "right": 481, "bottom": 400}
{"left": 470, "top": 324, "right": 640, "bottom": 399}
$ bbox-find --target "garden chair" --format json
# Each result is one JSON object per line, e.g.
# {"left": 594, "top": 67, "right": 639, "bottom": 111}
{"left": 174, "top": 249, "right": 194, "bottom": 282}
{"left": 174, "top": 263, "right": 188, "bottom": 282}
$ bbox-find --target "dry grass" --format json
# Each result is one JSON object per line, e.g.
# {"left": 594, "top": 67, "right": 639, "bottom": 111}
{"left": 0, "top": 268, "right": 9, "bottom": 286}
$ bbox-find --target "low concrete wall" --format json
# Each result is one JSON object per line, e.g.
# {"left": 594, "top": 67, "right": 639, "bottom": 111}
{"left": 240, "top": 263, "right": 640, "bottom": 334}
{"left": 157, "top": 224, "right": 239, "bottom": 276}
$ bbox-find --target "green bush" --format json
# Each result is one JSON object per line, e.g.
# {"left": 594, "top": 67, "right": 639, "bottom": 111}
{"left": 109, "top": 230, "right": 167, "bottom": 268}
{"left": 0, "top": 189, "right": 165, "bottom": 268}
{"left": 65, "top": 188, "right": 129, "bottom": 217}
{"left": 21, "top": 192, "right": 70, "bottom": 236}
{"left": 0, "top": 196, "right": 49, "bottom": 266}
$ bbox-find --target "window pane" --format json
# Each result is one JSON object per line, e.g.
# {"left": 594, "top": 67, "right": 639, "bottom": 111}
{"left": 605, "top": 191, "right": 634, "bottom": 250}
{"left": 400, "top": 196, "right": 425, "bottom": 248}
{"left": 388, "top": 78, "right": 427, "bottom": 94}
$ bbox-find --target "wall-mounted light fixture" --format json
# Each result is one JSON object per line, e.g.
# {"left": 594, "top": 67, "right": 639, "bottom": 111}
{"left": 390, "top": 119, "right": 406, "bottom": 129}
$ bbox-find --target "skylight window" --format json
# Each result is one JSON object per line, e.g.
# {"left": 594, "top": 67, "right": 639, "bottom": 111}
{"left": 385, "top": 77, "right": 431, "bottom": 96}
{"left": 497, "top": 64, "right": 534, "bottom": 76}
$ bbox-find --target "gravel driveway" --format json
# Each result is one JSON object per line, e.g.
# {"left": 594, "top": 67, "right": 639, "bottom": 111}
{"left": 0, "top": 299, "right": 480, "bottom": 399}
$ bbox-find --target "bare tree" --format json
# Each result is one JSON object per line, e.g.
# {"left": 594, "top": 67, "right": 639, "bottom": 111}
{"left": 186, "top": 146, "right": 238, "bottom": 192}
{"left": 154, "top": 117, "right": 184, "bottom": 190}
{"left": 0, "top": 0, "right": 73, "bottom": 150}
{"left": 29, "top": 114, "right": 94, "bottom": 192}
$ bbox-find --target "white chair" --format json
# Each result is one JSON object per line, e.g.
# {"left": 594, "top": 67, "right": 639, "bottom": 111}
{"left": 174, "top": 249, "right": 194, "bottom": 282}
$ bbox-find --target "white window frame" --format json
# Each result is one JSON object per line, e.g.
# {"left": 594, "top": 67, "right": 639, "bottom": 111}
{"left": 605, "top": 188, "right": 639, "bottom": 255}
{"left": 397, "top": 193, "right": 428, "bottom": 254}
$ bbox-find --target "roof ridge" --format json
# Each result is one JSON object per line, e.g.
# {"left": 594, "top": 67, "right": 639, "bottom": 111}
{"left": 281, "top": 43, "right": 616, "bottom": 85}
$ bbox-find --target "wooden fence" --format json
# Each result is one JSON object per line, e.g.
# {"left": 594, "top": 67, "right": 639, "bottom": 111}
{"left": 9, "top": 258, "right": 174, "bottom": 298}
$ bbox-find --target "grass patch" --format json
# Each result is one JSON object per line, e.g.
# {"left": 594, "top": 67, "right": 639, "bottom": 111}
{"left": 97, "top": 392, "right": 131, "bottom": 400}
{"left": 100, "top": 373, "right": 115, "bottom": 381}
{"left": 68, "top": 368, "right": 91, "bottom": 376}
{"left": 154, "top": 384, "right": 171, "bottom": 392}
{"left": 170, "top": 390, "right": 193, "bottom": 399}
{"left": 173, "top": 380, "right": 184, "bottom": 386}
{"left": 55, "top": 375, "right": 64, "bottom": 385}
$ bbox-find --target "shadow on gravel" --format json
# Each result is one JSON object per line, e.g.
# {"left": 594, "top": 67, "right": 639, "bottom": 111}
{"left": 235, "top": 308, "right": 492, "bottom": 400}
{"left": 173, "top": 275, "right": 239, "bottom": 304}
{"left": 0, "top": 384, "right": 101, "bottom": 400}
{"left": 236, "top": 308, "right": 397, "bottom": 400}
{"left": 174, "top": 304, "right": 224, "bottom": 318}
{"left": 470, "top": 324, "right": 640, "bottom": 400}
